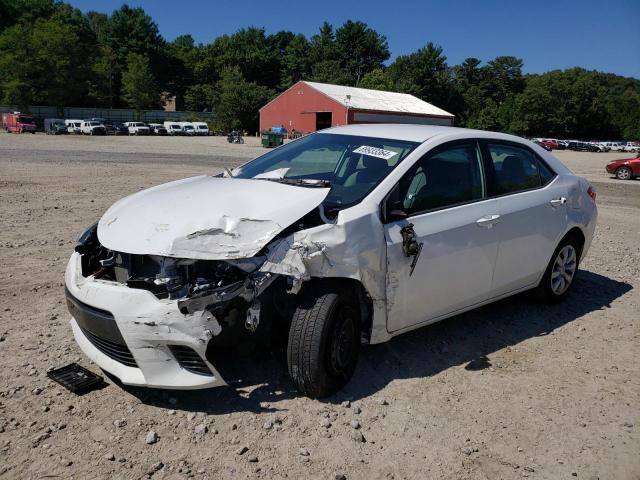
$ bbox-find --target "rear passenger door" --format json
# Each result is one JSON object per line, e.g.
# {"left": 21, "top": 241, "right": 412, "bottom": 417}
{"left": 481, "top": 141, "right": 566, "bottom": 297}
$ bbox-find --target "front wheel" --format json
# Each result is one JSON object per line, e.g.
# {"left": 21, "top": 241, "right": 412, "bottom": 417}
{"left": 287, "top": 283, "right": 360, "bottom": 397}
{"left": 616, "top": 166, "right": 632, "bottom": 180}
{"left": 535, "top": 236, "right": 581, "bottom": 303}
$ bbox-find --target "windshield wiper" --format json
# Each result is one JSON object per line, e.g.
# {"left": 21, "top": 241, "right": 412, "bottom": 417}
{"left": 259, "top": 178, "right": 331, "bottom": 188}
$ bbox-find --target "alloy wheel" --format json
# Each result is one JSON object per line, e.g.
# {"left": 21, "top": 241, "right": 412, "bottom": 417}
{"left": 550, "top": 245, "right": 577, "bottom": 295}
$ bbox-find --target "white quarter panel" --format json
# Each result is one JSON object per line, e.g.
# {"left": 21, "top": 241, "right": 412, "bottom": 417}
{"left": 491, "top": 179, "right": 568, "bottom": 296}
{"left": 385, "top": 198, "right": 500, "bottom": 333}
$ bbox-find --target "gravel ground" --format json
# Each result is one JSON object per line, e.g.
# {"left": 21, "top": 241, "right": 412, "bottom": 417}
{"left": 0, "top": 133, "right": 638, "bottom": 480}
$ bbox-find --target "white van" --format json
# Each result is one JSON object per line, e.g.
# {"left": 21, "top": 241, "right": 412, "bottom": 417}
{"left": 192, "top": 122, "right": 210, "bottom": 136}
{"left": 65, "top": 119, "right": 83, "bottom": 134}
{"left": 163, "top": 121, "right": 183, "bottom": 135}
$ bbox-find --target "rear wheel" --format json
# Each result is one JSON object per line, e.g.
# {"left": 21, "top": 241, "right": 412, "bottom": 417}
{"left": 287, "top": 283, "right": 360, "bottom": 397}
{"left": 616, "top": 166, "right": 632, "bottom": 180}
{"left": 535, "top": 235, "right": 581, "bottom": 303}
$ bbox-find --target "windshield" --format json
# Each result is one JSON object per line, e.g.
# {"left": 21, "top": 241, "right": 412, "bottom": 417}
{"left": 18, "top": 116, "right": 35, "bottom": 124}
{"left": 234, "top": 133, "right": 419, "bottom": 208}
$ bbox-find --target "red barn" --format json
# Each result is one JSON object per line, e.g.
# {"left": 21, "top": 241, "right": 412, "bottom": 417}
{"left": 259, "top": 81, "right": 454, "bottom": 134}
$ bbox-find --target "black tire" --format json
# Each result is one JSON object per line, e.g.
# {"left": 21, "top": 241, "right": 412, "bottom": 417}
{"left": 287, "top": 282, "right": 360, "bottom": 397}
{"left": 616, "top": 166, "right": 632, "bottom": 180}
{"left": 535, "top": 235, "right": 581, "bottom": 303}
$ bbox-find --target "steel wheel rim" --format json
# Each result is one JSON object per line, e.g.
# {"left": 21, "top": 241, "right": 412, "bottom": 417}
{"left": 550, "top": 245, "right": 577, "bottom": 295}
{"left": 328, "top": 306, "right": 357, "bottom": 378}
{"left": 617, "top": 167, "right": 631, "bottom": 180}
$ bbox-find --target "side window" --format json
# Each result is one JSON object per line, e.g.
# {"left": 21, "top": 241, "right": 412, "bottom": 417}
{"left": 398, "top": 142, "right": 484, "bottom": 216}
{"left": 485, "top": 143, "right": 553, "bottom": 196}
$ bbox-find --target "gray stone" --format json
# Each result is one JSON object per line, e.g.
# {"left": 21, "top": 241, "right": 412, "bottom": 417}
{"left": 104, "top": 453, "right": 115, "bottom": 461}
{"left": 299, "top": 448, "right": 310, "bottom": 456}
{"left": 145, "top": 431, "right": 158, "bottom": 445}
{"left": 236, "top": 446, "right": 249, "bottom": 455}
{"left": 194, "top": 424, "right": 208, "bottom": 435}
{"left": 349, "top": 420, "right": 361, "bottom": 430}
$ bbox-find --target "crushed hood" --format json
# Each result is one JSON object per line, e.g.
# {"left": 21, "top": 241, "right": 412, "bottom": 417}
{"left": 97, "top": 176, "right": 330, "bottom": 260}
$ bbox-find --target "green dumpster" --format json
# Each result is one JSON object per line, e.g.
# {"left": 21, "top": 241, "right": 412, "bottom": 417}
{"left": 261, "top": 132, "right": 284, "bottom": 148}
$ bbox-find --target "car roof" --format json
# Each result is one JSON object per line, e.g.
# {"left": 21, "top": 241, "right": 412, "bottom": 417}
{"left": 319, "top": 123, "right": 529, "bottom": 145}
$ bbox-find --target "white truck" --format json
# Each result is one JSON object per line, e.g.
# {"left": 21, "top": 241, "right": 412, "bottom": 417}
{"left": 163, "top": 121, "right": 183, "bottom": 135}
{"left": 65, "top": 119, "right": 83, "bottom": 134}
{"left": 124, "top": 122, "right": 150, "bottom": 136}
{"left": 80, "top": 120, "right": 107, "bottom": 135}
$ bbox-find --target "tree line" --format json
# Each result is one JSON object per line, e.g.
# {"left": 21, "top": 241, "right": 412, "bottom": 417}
{"left": 1, "top": 0, "right": 638, "bottom": 138}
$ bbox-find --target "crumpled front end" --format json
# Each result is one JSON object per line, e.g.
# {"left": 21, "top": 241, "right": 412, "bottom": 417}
{"left": 65, "top": 196, "right": 390, "bottom": 389}
{"left": 65, "top": 224, "right": 281, "bottom": 389}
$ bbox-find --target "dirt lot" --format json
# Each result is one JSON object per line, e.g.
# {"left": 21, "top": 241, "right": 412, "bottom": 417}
{"left": 0, "top": 133, "right": 638, "bottom": 480}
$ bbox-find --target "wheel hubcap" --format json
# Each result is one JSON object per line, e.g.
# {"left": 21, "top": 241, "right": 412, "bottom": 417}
{"left": 550, "top": 245, "right": 577, "bottom": 295}
{"left": 618, "top": 168, "right": 631, "bottom": 179}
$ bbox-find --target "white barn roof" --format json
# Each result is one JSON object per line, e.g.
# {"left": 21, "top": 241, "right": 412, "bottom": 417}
{"left": 303, "top": 81, "right": 454, "bottom": 118}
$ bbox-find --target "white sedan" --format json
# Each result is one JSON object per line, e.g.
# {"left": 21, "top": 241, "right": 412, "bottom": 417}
{"left": 65, "top": 125, "right": 597, "bottom": 396}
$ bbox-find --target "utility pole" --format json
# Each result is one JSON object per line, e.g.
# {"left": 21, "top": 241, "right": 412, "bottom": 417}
{"left": 345, "top": 94, "right": 351, "bottom": 125}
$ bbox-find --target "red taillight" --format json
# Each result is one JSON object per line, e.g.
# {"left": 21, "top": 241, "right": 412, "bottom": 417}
{"left": 587, "top": 185, "right": 597, "bottom": 201}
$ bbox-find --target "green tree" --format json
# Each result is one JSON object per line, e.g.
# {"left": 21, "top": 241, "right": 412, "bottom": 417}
{"left": 387, "top": 42, "right": 455, "bottom": 110}
{"left": 334, "top": 20, "right": 389, "bottom": 85}
{"left": 280, "top": 34, "right": 311, "bottom": 89}
{"left": 121, "top": 53, "right": 158, "bottom": 112}
{"left": 214, "top": 66, "right": 274, "bottom": 132}
{"left": 359, "top": 68, "right": 394, "bottom": 91}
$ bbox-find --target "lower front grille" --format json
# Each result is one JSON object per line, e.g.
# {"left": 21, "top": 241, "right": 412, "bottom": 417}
{"left": 168, "top": 345, "right": 212, "bottom": 376}
{"left": 80, "top": 326, "right": 138, "bottom": 368}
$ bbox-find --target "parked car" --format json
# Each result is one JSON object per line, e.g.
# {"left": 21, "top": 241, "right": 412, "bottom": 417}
{"left": 44, "top": 118, "right": 68, "bottom": 135}
{"left": 601, "top": 141, "right": 625, "bottom": 151}
{"left": 534, "top": 140, "right": 552, "bottom": 151}
{"left": 3, "top": 112, "right": 37, "bottom": 133}
{"left": 80, "top": 120, "right": 106, "bottom": 135}
{"left": 622, "top": 142, "right": 640, "bottom": 153}
{"left": 104, "top": 122, "right": 128, "bottom": 136}
{"left": 163, "top": 121, "right": 184, "bottom": 135}
{"left": 606, "top": 154, "right": 640, "bottom": 180}
{"left": 540, "top": 139, "right": 561, "bottom": 150}
{"left": 192, "top": 122, "right": 210, "bottom": 136}
{"left": 591, "top": 142, "right": 610, "bottom": 152}
{"left": 65, "top": 119, "right": 83, "bottom": 134}
{"left": 148, "top": 123, "right": 168, "bottom": 135}
{"left": 567, "top": 141, "right": 598, "bottom": 152}
{"left": 65, "top": 124, "right": 597, "bottom": 396}
{"left": 124, "top": 122, "right": 150, "bottom": 136}
{"left": 181, "top": 124, "right": 196, "bottom": 136}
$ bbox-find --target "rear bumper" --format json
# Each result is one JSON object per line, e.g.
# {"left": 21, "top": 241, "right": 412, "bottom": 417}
{"left": 65, "top": 252, "right": 226, "bottom": 389}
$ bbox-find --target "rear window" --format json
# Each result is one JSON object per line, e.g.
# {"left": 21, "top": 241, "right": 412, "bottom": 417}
{"left": 485, "top": 142, "right": 555, "bottom": 196}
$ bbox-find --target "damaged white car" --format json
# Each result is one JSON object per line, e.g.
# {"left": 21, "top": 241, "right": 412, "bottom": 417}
{"left": 65, "top": 124, "right": 597, "bottom": 397}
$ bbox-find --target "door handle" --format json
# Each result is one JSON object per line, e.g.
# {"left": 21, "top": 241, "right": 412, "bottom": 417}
{"left": 476, "top": 214, "right": 501, "bottom": 229}
{"left": 550, "top": 197, "right": 567, "bottom": 207}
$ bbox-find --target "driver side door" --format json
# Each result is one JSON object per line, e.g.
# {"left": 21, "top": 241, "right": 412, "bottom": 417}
{"left": 383, "top": 140, "right": 501, "bottom": 333}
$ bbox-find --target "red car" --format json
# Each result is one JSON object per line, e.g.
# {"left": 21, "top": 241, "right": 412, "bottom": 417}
{"left": 606, "top": 154, "right": 640, "bottom": 180}
{"left": 541, "top": 139, "right": 560, "bottom": 149}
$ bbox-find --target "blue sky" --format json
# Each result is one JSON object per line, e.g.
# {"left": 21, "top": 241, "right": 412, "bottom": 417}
{"left": 68, "top": 0, "right": 640, "bottom": 79}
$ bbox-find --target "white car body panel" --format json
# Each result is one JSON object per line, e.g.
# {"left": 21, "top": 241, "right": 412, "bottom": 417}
{"left": 98, "top": 176, "right": 330, "bottom": 260}
{"left": 385, "top": 198, "right": 501, "bottom": 332}
{"left": 66, "top": 124, "right": 597, "bottom": 388}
